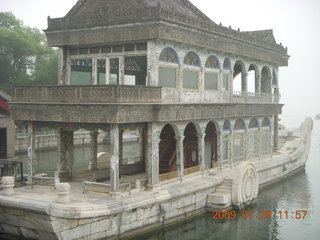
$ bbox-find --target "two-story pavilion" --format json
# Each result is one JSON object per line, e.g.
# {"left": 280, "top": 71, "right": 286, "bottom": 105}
{"left": 9, "top": 0, "right": 289, "bottom": 196}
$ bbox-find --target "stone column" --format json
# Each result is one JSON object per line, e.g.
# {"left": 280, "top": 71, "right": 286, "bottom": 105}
{"left": 147, "top": 41, "right": 157, "bottom": 86}
{"left": 57, "top": 128, "right": 74, "bottom": 179}
{"left": 197, "top": 133, "right": 205, "bottom": 172}
{"left": 258, "top": 128, "right": 261, "bottom": 159}
{"left": 175, "top": 136, "right": 184, "bottom": 178}
{"left": 119, "top": 56, "right": 125, "bottom": 85}
{"left": 229, "top": 71, "right": 234, "bottom": 102}
{"left": 241, "top": 73, "right": 248, "bottom": 93}
{"left": 58, "top": 47, "right": 68, "bottom": 85}
{"left": 105, "top": 58, "right": 110, "bottom": 85}
{"left": 92, "top": 58, "right": 98, "bottom": 85}
{"left": 90, "top": 130, "right": 98, "bottom": 181}
{"left": 110, "top": 124, "right": 120, "bottom": 197}
{"left": 200, "top": 67, "right": 205, "bottom": 102}
{"left": 179, "top": 65, "right": 183, "bottom": 102}
{"left": 27, "top": 122, "right": 35, "bottom": 185}
{"left": 255, "top": 75, "right": 261, "bottom": 94}
{"left": 119, "top": 129, "right": 124, "bottom": 176}
{"left": 147, "top": 123, "right": 160, "bottom": 189}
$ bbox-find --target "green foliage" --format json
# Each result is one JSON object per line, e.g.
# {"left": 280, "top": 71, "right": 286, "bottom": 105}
{"left": 0, "top": 12, "right": 58, "bottom": 94}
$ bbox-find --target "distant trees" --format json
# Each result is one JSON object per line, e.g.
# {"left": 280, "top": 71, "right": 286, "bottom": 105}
{"left": 0, "top": 12, "right": 58, "bottom": 94}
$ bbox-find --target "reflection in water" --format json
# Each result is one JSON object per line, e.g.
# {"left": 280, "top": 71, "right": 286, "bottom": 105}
{"left": 130, "top": 121, "right": 320, "bottom": 240}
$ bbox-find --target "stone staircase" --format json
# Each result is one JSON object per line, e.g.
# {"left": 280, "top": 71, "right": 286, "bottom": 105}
{"left": 206, "top": 178, "right": 233, "bottom": 210}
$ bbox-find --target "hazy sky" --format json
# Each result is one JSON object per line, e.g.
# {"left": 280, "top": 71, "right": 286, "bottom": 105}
{"left": 1, "top": 0, "right": 320, "bottom": 127}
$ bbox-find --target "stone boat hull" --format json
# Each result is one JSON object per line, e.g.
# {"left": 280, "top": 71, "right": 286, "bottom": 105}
{"left": 0, "top": 119, "right": 313, "bottom": 240}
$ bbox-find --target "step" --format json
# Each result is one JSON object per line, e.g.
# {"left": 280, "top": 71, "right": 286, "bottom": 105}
{"left": 207, "top": 192, "right": 231, "bottom": 205}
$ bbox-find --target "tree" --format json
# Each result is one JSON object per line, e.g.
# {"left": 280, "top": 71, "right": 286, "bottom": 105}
{"left": 0, "top": 12, "right": 57, "bottom": 94}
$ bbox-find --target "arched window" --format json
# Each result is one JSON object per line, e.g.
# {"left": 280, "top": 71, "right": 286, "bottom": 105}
{"left": 222, "top": 58, "right": 231, "bottom": 90}
{"left": 183, "top": 51, "right": 200, "bottom": 89}
{"left": 261, "top": 117, "right": 271, "bottom": 156}
{"left": 272, "top": 69, "right": 278, "bottom": 87}
{"left": 233, "top": 119, "right": 245, "bottom": 162}
{"left": 234, "top": 119, "right": 245, "bottom": 130}
{"left": 159, "top": 47, "right": 179, "bottom": 88}
{"left": 184, "top": 51, "right": 201, "bottom": 67}
{"left": 223, "top": 58, "right": 231, "bottom": 70}
{"left": 159, "top": 124, "right": 177, "bottom": 176}
{"left": 249, "top": 118, "right": 259, "bottom": 129}
{"left": 205, "top": 56, "right": 220, "bottom": 90}
{"left": 223, "top": 120, "right": 231, "bottom": 131}
{"left": 205, "top": 56, "right": 220, "bottom": 69}
{"left": 262, "top": 117, "right": 270, "bottom": 127}
{"left": 248, "top": 118, "right": 259, "bottom": 159}
{"left": 159, "top": 47, "right": 179, "bottom": 63}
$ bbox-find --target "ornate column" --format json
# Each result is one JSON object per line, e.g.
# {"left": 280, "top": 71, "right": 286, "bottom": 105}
{"left": 90, "top": 130, "right": 98, "bottom": 181}
{"left": 27, "top": 122, "right": 35, "bottom": 185}
{"left": 197, "top": 133, "right": 205, "bottom": 172}
{"left": 110, "top": 124, "right": 120, "bottom": 197}
{"left": 147, "top": 123, "right": 160, "bottom": 189}
{"left": 57, "top": 128, "right": 74, "bottom": 179}
{"left": 175, "top": 136, "right": 184, "bottom": 178}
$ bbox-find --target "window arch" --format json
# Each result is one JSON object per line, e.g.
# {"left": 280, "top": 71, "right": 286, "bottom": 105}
{"left": 184, "top": 51, "right": 201, "bottom": 67}
{"left": 233, "top": 60, "right": 246, "bottom": 92}
{"left": 223, "top": 120, "right": 231, "bottom": 131}
{"left": 249, "top": 118, "right": 259, "bottom": 129}
{"left": 223, "top": 58, "right": 231, "bottom": 70}
{"left": 205, "top": 56, "right": 220, "bottom": 69}
{"left": 272, "top": 69, "right": 278, "bottom": 87}
{"left": 234, "top": 119, "right": 245, "bottom": 130}
{"left": 159, "top": 47, "right": 179, "bottom": 64}
{"left": 262, "top": 117, "right": 271, "bottom": 127}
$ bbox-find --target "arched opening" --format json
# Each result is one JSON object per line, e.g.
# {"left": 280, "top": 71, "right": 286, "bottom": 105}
{"left": 183, "top": 123, "right": 199, "bottom": 169}
{"left": 159, "top": 124, "right": 177, "bottom": 175}
{"left": 205, "top": 56, "right": 220, "bottom": 91}
{"left": 222, "top": 58, "right": 231, "bottom": 90}
{"left": 261, "top": 66, "right": 272, "bottom": 93}
{"left": 204, "top": 122, "right": 218, "bottom": 168}
{"left": 248, "top": 64, "right": 259, "bottom": 93}
{"left": 233, "top": 60, "right": 246, "bottom": 92}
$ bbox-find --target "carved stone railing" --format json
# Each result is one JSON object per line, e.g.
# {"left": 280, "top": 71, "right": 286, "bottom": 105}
{"left": 232, "top": 92, "right": 280, "bottom": 104}
{"left": 12, "top": 85, "right": 162, "bottom": 104}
